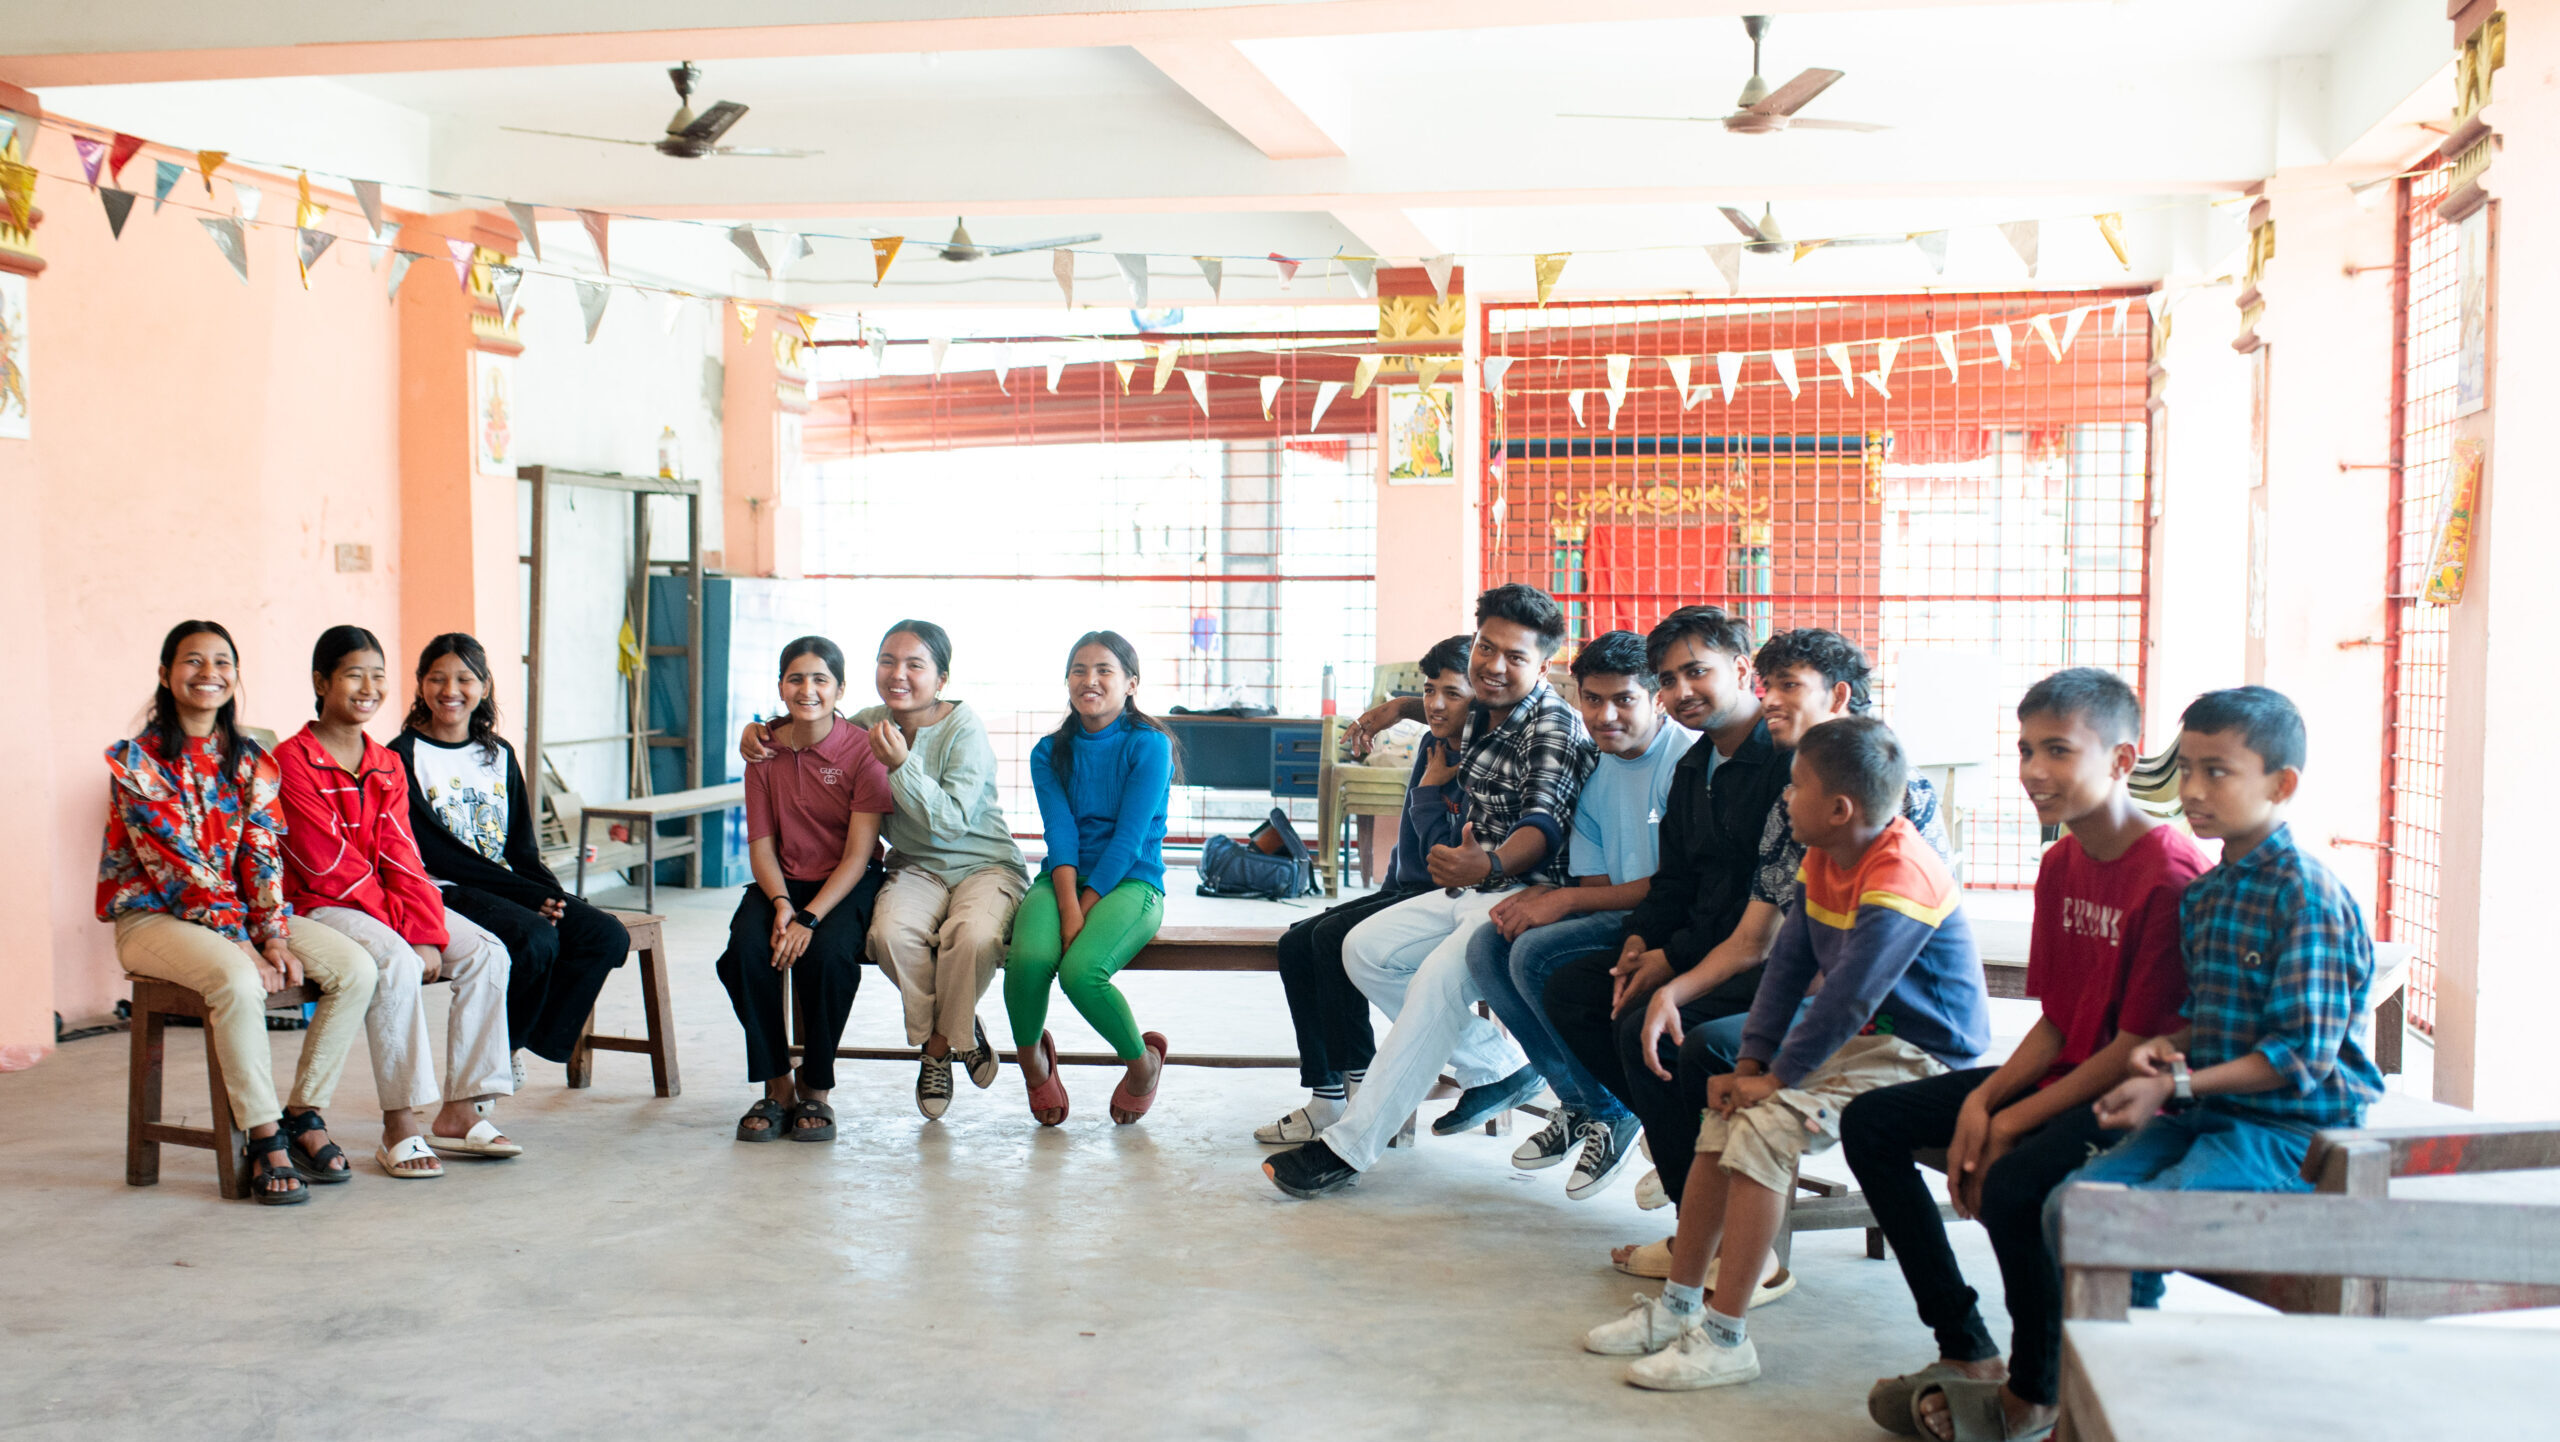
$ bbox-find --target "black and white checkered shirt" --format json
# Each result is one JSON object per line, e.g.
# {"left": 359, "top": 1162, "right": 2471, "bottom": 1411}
{"left": 1455, "top": 681, "right": 1597, "bottom": 888}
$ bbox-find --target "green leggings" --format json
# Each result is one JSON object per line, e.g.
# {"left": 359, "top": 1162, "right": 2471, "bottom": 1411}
{"left": 1004, "top": 875, "right": 1163, "bottom": 1060}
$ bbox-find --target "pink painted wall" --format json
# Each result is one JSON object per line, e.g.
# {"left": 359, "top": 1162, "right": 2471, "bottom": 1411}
{"left": 2, "top": 125, "right": 404, "bottom": 1045}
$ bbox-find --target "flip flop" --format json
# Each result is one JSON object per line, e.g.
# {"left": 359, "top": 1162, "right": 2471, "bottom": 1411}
{"left": 736, "top": 1097, "right": 790, "bottom": 1142}
{"left": 1025, "top": 1031, "right": 1070, "bottom": 1126}
{"left": 1912, "top": 1377, "right": 2054, "bottom": 1442}
{"left": 1869, "top": 1361, "right": 1977, "bottom": 1435}
{"left": 786, "top": 1097, "right": 837, "bottom": 1142}
{"left": 1613, "top": 1236, "right": 1678, "bottom": 1278}
{"left": 374, "top": 1134, "right": 444, "bottom": 1179}
{"left": 425, "top": 1118, "right": 523, "bottom": 1158}
{"left": 1109, "top": 1032, "right": 1170, "bottom": 1124}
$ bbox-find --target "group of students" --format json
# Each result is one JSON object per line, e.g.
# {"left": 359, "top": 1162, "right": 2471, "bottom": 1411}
{"left": 1254, "top": 583, "right": 2382, "bottom": 1436}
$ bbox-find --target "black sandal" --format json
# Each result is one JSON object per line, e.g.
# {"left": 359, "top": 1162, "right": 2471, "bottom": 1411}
{"left": 736, "top": 1097, "right": 790, "bottom": 1142}
{"left": 787, "top": 1098, "right": 837, "bottom": 1142}
{"left": 278, "top": 1110, "right": 352, "bottom": 1184}
{"left": 243, "top": 1131, "right": 308, "bottom": 1206}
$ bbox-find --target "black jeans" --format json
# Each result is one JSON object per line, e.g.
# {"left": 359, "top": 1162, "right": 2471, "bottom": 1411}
{"left": 1276, "top": 888, "right": 1412, "bottom": 1089}
{"left": 1839, "top": 1067, "right": 2124, "bottom": 1408}
{"left": 443, "top": 884, "right": 631, "bottom": 1064}
{"left": 716, "top": 872, "right": 880, "bottom": 1091}
{"left": 1544, "top": 950, "right": 1757, "bottom": 1208}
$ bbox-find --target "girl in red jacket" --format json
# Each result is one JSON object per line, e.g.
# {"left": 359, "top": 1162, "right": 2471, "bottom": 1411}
{"left": 278, "top": 626, "right": 521, "bottom": 1179}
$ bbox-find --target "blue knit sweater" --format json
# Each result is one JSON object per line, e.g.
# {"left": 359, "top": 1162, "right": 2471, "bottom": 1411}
{"left": 1029, "top": 715, "right": 1171, "bottom": 894}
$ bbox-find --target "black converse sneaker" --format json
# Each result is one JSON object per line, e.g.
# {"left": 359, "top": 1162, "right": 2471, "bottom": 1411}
{"left": 954, "top": 1020, "right": 1000, "bottom": 1089}
{"left": 1566, "top": 1113, "right": 1642, "bottom": 1200}
{"left": 1511, "top": 1108, "right": 1580, "bottom": 1170}
{"left": 916, "top": 1051, "right": 955, "bottom": 1120}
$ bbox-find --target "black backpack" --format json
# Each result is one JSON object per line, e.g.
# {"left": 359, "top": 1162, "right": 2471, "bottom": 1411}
{"left": 1195, "top": 807, "right": 1318, "bottom": 900}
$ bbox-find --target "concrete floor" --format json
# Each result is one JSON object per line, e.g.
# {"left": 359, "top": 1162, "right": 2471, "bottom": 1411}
{"left": 6, "top": 881, "right": 2093, "bottom": 1441}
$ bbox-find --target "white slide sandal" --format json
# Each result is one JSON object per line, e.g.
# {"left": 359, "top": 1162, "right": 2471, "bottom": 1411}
{"left": 425, "top": 1118, "right": 523, "bottom": 1158}
{"left": 375, "top": 1134, "right": 444, "bottom": 1179}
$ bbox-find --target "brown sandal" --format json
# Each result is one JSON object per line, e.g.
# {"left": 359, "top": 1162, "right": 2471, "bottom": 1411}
{"left": 1109, "top": 1032, "right": 1169, "bottom": 1124}
{"left": 1024, "top": 1032, "right": 1069, "bottom": 1126}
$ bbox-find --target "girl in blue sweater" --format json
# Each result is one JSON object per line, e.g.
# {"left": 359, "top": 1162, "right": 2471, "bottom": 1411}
{"left": 1008, "top": 631, "right": 1174, "bottom": 1126}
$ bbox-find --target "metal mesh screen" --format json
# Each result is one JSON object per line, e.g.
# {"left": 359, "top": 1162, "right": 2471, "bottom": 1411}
{"left": 1483, "top": 293, "right": 2153, "bottom": 888}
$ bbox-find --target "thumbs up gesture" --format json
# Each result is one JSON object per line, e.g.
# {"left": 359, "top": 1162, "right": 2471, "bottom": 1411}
{"left": 1428, "top": 821, "right": 1495, "bottom": 889}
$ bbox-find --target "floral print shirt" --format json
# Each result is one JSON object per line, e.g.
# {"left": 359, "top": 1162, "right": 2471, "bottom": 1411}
{"left": 96, "top": 733, "right": 291, "bottom": 946}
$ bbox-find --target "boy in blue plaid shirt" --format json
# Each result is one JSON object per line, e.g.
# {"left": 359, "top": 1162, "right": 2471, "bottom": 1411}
{"left": 2065, "top": 686, "right": 2383, "bottom": 1304}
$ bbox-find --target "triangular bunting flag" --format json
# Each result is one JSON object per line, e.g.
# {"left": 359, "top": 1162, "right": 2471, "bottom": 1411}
{"left": 1935, "top": 331, "right": 1960, "bottom": 380}
{"left": 1863, "top": 372, "right": 1893, "bottom": 399}
{"left": 1481, "top": 356, "right": 1516, "bottom": 396}
{"left": 1987, "top": 323, "right": 2015, "bottom": 369}
{"left": 1116, "top": 253, "right": 1150, "bottom": 309}
{"left": 1112, "top": 359, "right": 1136, "bottom": 394}
{"left": 506, "top": 201, "right": 542, "bottom": 262}
{"left": 1792, "top": 240, "right": 1830, "bottom": 265}
{"left": 231, "top": 181, "right": 262, "bottom": 223}
{"left": 1604, "top": 354, "right": 1632, "bottom": 415}
{"left": 296, "top": 227, "right": 336, "bottom": 288}
{"left": 107, "top": 133, "right": 144, "bottom": 186}
{"left": 1182, "top": 367, "right": 1209, "bottom": 416}
{"left": 2029, "top": 314, "right": 2061, "bottom": 361}
{"left": 1152, "top": 344, "right": 1177, "bottom": 395}
{"left": 1345, "top": 257, "right": 1377, "bottom": 298}
{"left": 2095, "top": 212, "right": 2129, "bottom": 269}
{"left": 1259, "top": 373, "right": 1283, "bottom": 420}
{"left": 2111, "top": 296, "right": 2134, "bottom": 332}
{"left": 99, "top": 188, "right": 135, "bottom": 239}
{"left": 1604, "top": 389, "right": 1626, "bottom": 431}
{"left": 1911, "top": 230, "right": 1948, "bottom": 275}
{"left": 731, "top": 224, "right": 771, "bottom": 278}
{"left": 2145, "top": 289, "right": 2171, "bottom": 323}
{"left": 1351, "top": 354, "right": 1383, "bottom": 398}
{"left": 579, "top": 210, "right": 611, "bottom": 273}
{"left": 1196, "top": 256, "right": 1223, "bottom": 299}
{"left": 1053, "top": 248, "right": 1076, "bottom": 308}
{"left": 577, "top": 280, "right": 610, "bottom": 343}
{"left": 1309, "top": 379, "right": 1344, "bottom": 430}
{"left": 1998, "top": 219, "right": 2040, "bottom": 279}
{"left": 492, "top": 265, "right": 523, "bottom": 323}
{"left": 0, "top": 162, "right": 33, "bottom": 231}
{"left": 1664, "top": 356, "right": 1692, "bottom": 406}
{"left": 386, "top": 250, "right": 415, "bottom": 301}
{"left": 1533, "top": 252, "right": 1569, "bottom": 305}
{"left": 152, "top": 158, "right": 182, "bottom": 212}
{"left": 991, "top": 349, "right": 1010, "bottom": 394}
{"left": 1423, "top": 253, "right": 1455, "bottom": 303}
{"left": 295, "top": 172, "right": 326, "bottom": 230}
{"left": 659, "top": 293, "right": 687, "bottom": 334}
{"left": 1269, "top": 253, "right": 1300, "bottom": 288}
{"left": 446, "top": 237, "right": 477, "bottom": 288}
{"left": 1046, "top": 355, "right": 1067, "bottom": 393}
{"left": 775, "top": 231, "right": 814, "bottom": 277}
{"left": 1825, "top": 342, "right": 1855, "bottom": 394}
{"left": 1876, "top": 338, "right": 1900, "bottom": 384}
{"left": 1707, "top": 244, "right": 1742, "bottom": 294}
{"left": 354, "top": 179, "right": 384, "bottom": 236}
{"left": 199, "top": 216, "right": 249, "bottom": 285}
{"left": 927, "top": 336, "right": 949, "bottom": 375}
{"left": 870, "top": 236, "right": 902, "bottom": 286}
{"left": 1715, "top": 351, "right": 1744, "bottom": 402}
{"left": 73, "top": 135, "right": 106, "bottom": 188}
{"left": 1769, "top": 348, "right": 1800, "bottom": 400}
{"left": 2058, "top": 307, "right": 2088, "bottom": 356}
{"left": 195, "top": 150, "right": 226, "bottom": 194}
{"left": 1566, "top": 390, "right": 1587, "bottom": 427}
{"left": 1416, "top": 356, "right": 1448, "bottom": 391}
{"left": 368, "top": 220, "right": 401, "bottom": 271}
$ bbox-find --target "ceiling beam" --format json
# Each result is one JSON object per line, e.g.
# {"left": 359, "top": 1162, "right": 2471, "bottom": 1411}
{"left": 0, "top": 0, "right": 2059, "bottom": 88}
{"left": 1133, "top": 38, "right": 1342, "bottom": 160}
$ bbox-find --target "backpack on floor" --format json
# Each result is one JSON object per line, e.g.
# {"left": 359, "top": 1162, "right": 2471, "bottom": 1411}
{"left": 1195, "top": 807, "right": 1318, "bottom": 901}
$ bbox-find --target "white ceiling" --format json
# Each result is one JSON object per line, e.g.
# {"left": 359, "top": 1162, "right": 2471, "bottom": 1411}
{"left": 12, "top": 0, "right": 2453, "bottom": 306}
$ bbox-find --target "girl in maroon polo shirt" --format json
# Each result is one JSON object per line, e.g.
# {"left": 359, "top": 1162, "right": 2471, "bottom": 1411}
{"left": 720, "top": 635, "right": 893, "bottom": 1142}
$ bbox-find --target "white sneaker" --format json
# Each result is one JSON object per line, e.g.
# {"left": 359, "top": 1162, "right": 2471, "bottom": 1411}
{"left": 1255, "top": 1096, "right": 1343, "bottom": 1145}
{"left": 1512, "top": 1109, "right": 1578, "bottom": 1170}
{"left": 1626, "top": 1329, "right": 1760, "bottom": 1391}
{"left": 1583, "top": 1293, "right": 1699, "bottom": 1356}
{"left": 1634, "top": 1167, "right": 1669, "bottom": 1211}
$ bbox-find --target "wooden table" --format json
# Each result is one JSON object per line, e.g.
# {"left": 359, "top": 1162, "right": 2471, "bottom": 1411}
{"left": 2058, "top": 1310, "right": 2557, "bottom": 1441}
{"left": 572, "top": 781, "right": 744, "bottom": 911}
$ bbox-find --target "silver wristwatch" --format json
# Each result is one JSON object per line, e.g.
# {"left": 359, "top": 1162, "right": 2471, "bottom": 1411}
{"left": 2169, "top": 1059, "right": 2194, "bottom": 1104}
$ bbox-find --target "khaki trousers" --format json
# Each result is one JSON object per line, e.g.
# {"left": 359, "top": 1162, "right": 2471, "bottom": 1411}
{"left": 867, "top": 860, "right": 1027, "bottom": 1046}
{"left": 113, "top": 911, "right": 377, "bottom": 1131}
{"left": 306, "top": 905, "right": 515, "bottom": 1112}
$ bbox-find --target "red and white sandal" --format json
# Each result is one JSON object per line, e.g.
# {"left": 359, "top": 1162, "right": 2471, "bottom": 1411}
{"left": 1109, "top": 1032, "right": 1170, "bottom": 1125}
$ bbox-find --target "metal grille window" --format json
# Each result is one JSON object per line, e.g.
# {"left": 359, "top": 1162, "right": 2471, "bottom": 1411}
{"left": 2382, "top": 160, "right": 2459, "bottom": 1035}
{"left": 1484, "top": 294, "right": 2152, "bottom": 887}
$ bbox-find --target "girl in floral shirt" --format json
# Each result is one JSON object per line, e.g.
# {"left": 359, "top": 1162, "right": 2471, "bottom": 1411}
{"left": 98, "top": 621, "right": 379, "bottom": 1205}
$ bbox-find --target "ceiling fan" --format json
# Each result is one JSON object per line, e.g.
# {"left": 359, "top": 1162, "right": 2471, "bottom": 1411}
{"left": 1562, "top": 16, "right": 1889, "bottom": 135}
{"left": 932, "top": 217, "right": 1102, "bottom": 263}
{"left": 501, "top": 62, "right": 821, "bottom": 158}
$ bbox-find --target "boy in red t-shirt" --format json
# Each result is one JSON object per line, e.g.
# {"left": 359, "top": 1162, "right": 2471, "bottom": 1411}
{"left": 1840, "top": 669, "right": 2207, "bottom": 1442}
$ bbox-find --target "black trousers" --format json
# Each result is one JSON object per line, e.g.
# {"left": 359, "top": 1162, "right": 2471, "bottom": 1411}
{"left": 1839, "top": 1067, "right": 2123, "bottom": 1407}
{"left": 1276, "top": 887, "right": 1412, "bottom": 1089}
{"left": 716, "top": 872, "right": 880, "bottom": 1092}
{"left": 443, "top": 884, "right": 631, "bottom": 1064}
{"left": 1544, "top": 951, "right": 1760, "bottom": 1208}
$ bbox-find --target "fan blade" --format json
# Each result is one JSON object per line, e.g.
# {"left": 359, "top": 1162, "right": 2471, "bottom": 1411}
{"left": 680, "top": 100, "right": 749, "bottom": 145}
{"left": 980, "top": 234, "right": 1104, "bottom": 256}
{"left": 1786, "top": 117, "right": 1893, "bottom": 133}
{"left": 499, "top": 126, "right": 659, "bottom": 147}
{"left": 1719, "top": 206, "right": 1766, "bottom": 242}
{"left": 1558, "top": 112, "right": 1728, "bottom": 124}
{"left": 1748, "top": 68, "right": 1844, "bottom": 118}
{"left": 712, "top": 147, "right": 823, "bottom": 158}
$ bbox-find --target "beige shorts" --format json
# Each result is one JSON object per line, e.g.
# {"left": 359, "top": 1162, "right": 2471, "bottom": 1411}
{"left": 1695, "top": 1033, "right": 1948, "bottom": 1194}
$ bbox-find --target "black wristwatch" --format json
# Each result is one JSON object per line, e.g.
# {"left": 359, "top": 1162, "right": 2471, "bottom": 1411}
{"left": 792, "top": 908, "right": 823, "bottom": 930}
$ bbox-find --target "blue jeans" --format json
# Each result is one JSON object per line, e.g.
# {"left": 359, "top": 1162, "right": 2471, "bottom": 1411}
{"left": 1466, "top": 909, "right": 1632, "bottom": 1122}
{"left": 2046, "top": 1106, "right": 2314, "bottom": 1306}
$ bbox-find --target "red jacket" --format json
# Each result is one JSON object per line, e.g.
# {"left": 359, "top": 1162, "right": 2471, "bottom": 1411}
{"left": 274, "top": 725, "right": 450, "bottom": 947}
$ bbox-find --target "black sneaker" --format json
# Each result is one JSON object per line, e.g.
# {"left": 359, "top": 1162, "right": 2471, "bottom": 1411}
{"left": 955, "top": 1019, "right": 1000, "bottom": 1089}
{"left": 1264, "top": 1140, "right": 1359, "bottom": 1199}
{"left": 1511, "top": 1108, "right": 1581, "bottom": 1170}
{"left": 1566, "top": 1113, "right": 1642, "bottom": 1200}
{"left": 1432, "top": 1064, "right": 1544, "bottom": 1136}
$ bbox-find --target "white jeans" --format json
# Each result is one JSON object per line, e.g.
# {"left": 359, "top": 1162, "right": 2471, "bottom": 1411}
{"left": 307, "top": 905, "right": 515, "bottom": 1113}
{"left": 1323, "top": 888, "right": 1529, "bottom": 1172}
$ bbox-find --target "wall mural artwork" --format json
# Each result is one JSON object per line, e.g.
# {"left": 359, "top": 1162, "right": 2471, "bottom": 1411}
{"left": 0, "top": 271, "right": 27, "bottom": 440}
{"left": 474, "top": 350, "right": 514, "bottom": 476}
{"left": 1386, "top": 383, "right": 1454, "bottom": 484}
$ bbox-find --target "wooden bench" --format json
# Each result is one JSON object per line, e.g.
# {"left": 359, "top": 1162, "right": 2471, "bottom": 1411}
{"left": 125, "top": 975, "right": 322, "bottom": 1199}
{"left": 2053, "top": 1187, "right": 2560, "bottom": 1442}
{"left": 570, "top": 782, "right": 746, "bottom": 912}
{"left": 567, "top": 911, "right": 682, "bottom": 1097}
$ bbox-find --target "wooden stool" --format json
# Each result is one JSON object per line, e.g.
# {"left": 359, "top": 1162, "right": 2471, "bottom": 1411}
{"left": 125, "top": 974, "right": 320, "bottom": 1199}
{"left": 568, "top": 911, "right": 680, "bottom": 1097}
